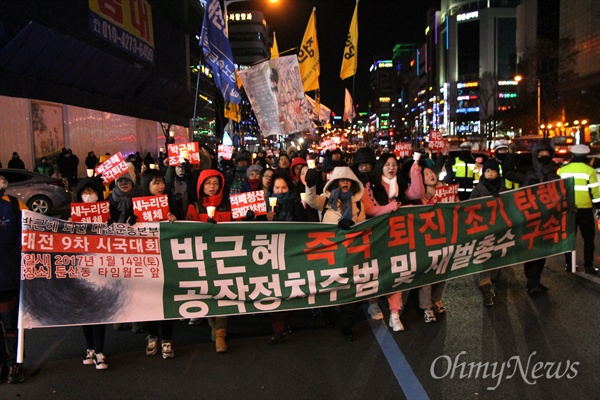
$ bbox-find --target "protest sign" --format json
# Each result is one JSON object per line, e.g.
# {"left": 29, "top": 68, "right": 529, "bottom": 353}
{"left": 133, "top": 195, "right": 170, "bottom": 222}
{"left": 70, "top": 201, "right": 110, "bottom": 223}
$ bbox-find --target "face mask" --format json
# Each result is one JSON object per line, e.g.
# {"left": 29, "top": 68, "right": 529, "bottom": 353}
{"left": 537, "top": 156, "right": 552, "bottom": 165}
{"left": 82, "top": 193, "right": 98, "bottom": 203}
{"left": 495, "top": 153, "right": 506, "bottom": 162}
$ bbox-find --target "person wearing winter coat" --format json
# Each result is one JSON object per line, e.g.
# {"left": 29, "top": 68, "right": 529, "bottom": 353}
{"left": 108, "top": 173, "right": 139, "bottom": 225}
{"left": 504, "top": 141, "right": 560, "bottom": 295}
{"left": 185, "top": 169, "right": 231, "bottom": 352}
{"left": 304, "top": 166, "right": 366, "bottom": 341}
{"left": 71, "top": 177, "right": 110, "bottom": 370}
{"left": 470, "top": 159, "right": 507, "bottom": 306}
{"left": 361, "top": 154, "right": 424, "bottom": 332}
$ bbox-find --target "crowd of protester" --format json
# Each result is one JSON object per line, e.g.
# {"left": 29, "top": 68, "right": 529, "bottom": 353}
{"left": 1, "top": 138, "right": 598, "bottom": 382}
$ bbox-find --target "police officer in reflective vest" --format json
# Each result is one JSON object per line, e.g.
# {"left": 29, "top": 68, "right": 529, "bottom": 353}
{"left": 441, "top": 141, "right": 478, "bottom": 201}
{"left": 558, "top": 144, "right": 600, "bottom": 274}
{"left": 492, "top": 140, "right": 519, "bottom": 190}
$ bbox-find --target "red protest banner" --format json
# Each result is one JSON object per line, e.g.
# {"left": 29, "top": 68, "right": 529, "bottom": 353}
{"left": 218, "top": 145, "right": 234, "bottom": 161}
{"left": 435, "top": 184, "right": 459, "bottom": 203}
{"left": 230, "top": 191, "right": 267, "bottom": 220}
{"left": 95, "top": 152, "right": 129, "bottom": 184}
{"left": 168, "top": 142, "right": 200, "bottom": 166}
{"left": 70, "top": 201, "right": 110, "bottom": 223}
{"left": 133, "top": 195, "right": 170, "bottom": 222}
{"left": 395, "top": 143, "right": 412, "bottom": 158}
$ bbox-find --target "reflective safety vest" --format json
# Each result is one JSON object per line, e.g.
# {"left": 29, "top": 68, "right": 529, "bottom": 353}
{"left": 497, "top": 164, "right": 520, "bottom": 189}
{"left": 558, "top": 162, "right": 600, "bottom": 208}
{"left": 453, "top": 157, "right": 479, "bottom": 182}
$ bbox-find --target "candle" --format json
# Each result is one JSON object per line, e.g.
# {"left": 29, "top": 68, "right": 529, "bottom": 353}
{"left": 269, "top": 197, "right": 277, "bottom": 210}
{"left": 306, "top": 159, "right": 316, "bottom": 169}
{"left": 413, "top": 152, "right": 422, "bottom": 161}
{"left": 206, "top": 206, "right": 216, "bottom": 218}
{"left": 87, "top": 169, "right": 94, "bottom": 177}
{"left": 149, "top": 163, "right": 155, "bottom": 170}
{"left": 300, "top": 192, "right": 306, "bottom": 202}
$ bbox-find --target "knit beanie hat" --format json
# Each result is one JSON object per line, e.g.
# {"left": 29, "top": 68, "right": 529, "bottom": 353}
{"left": 482, "top": 158, "right": 500, "bottom": 174}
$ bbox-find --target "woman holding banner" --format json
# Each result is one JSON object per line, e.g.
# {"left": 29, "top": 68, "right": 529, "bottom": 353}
{"left": 304, "top": 166, "right": 366, "bottom": 341}
{"left": 186, "top": 169, "right": 231, "bottom": 353}
{"left": 71, "top": 176, "right": 110, "bottom": 370}
{"left": 264, "top": 173, "right": 308, "bottom": 344}
{"left": 361, "top": 153, "right": 424, "bottom": 332}
{"left": 137, "top": 169, "right": 178, "bottom": 359}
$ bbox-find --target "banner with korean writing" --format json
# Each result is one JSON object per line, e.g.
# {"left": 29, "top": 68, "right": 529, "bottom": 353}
{"left": 95, "top": 152, "right": 128, "bottom": 184}
{"left": 428, "top": 130, "right": 447, "bottom": 152}
{"left": 218, "top": 145, "right": 234, "bottom": 161}
{"left": 19, "top": 179, "right": 575, "bottom": 329}
{"left": 133, "top": 195, "right": 170, "bottom": 222}
{"left": 70, "top": 201, "right": 110, "bottom": 223}
{"left": 435, "top": 184, "right": 459, "bottom": 203}
{"left": 230, "top": 191, "right": 267, "bottom": 220}
{"left": 168, "top": 142, "right": 200, "bottom": 166}
{"left": 395, "top": 143, "right": 412, "bottom": 159}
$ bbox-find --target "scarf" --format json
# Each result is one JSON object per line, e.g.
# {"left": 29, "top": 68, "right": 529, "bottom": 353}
{"left": 247, "top": 178, "right": 260, "bottom": 191}
{"left": 482, "top": 177, "right": 503, "bottom": 196}
{"left": 382, "top": 176, "right": 398, "bottom": 199}
{"left": 328, "top": 188, "right": 354, "bottom": 221}
{"left": 268, "top": 190, "right": 296, "bottom": 221}
{"left": 110, "top": 186, "right": 135, "bottom": 222}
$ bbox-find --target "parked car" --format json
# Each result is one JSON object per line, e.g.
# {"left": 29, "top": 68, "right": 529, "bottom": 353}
{"left": 0, "top": 168, "right": 72, "bottom": 215}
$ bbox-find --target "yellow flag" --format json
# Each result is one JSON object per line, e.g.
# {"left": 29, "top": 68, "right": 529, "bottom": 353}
{"left": 340, "top": 0, "right": 358, "bottom": 80}
{"left": 298, "top": 8, "right": 320, "bottom": 92}
{"left": 270, "top": 31, "right": 279, "bottom": 59}
{"left": 224, "top": 101, "right": 241, "bottom": 122}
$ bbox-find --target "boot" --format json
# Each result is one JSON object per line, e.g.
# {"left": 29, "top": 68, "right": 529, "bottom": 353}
{"left": 215, "top": 328, "right": 227, "bottom": 353}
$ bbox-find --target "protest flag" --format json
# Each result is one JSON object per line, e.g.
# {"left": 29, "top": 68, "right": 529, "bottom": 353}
{"left": 271, "top": 31, "right": 279, "bottom": 59}
{"left": 298, "top": 8, "right": 320, "bottom": 92}
{"left": 340, "top": 0, "right": 358, "bottom": 80}
{"left": 200, "top": 0, "right": 241, "bottom": 104}
{"left": 343, "top": 88, "right": 356, "bottom": 122}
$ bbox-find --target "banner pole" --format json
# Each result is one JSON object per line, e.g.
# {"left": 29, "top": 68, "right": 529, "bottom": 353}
{"left": 16, "top": 288, "right": 25, "bottom": 364}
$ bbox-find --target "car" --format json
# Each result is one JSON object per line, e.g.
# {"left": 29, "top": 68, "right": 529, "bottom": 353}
{"left": 0, "top": 168, "right": 72, "bottom": 215}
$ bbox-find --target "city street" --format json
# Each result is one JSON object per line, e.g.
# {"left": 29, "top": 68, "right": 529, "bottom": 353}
{"left": 3, "top": 234, "right": 600, "bottom": 400}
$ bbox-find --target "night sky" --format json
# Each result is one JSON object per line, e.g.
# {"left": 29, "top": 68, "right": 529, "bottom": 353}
{"left": 227, "top": 0, "right": 439, "bottom": 116}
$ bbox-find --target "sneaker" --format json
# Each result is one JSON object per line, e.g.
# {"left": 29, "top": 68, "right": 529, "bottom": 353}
{"left": 189, "top": 318, "right": 202, "bottom": 325}
{"left": 161, "top": 341, "right": 174, "bottom": 359}
{"left": 424, "top": 308, "right": 436, "bottom": 323}
{"left": 389, "top": 313, "right": 404, "bottom": 332}
{"left": 83, "top": 349, "right": 95, "bottom": 365}
{"left": 585, "top": 266, "right": 599, "bottom": 275}
{"left": 145, "top": 336, "right": 158, "bottom": 356}
{"left": 8, "top": 363, "right": 24, "bottom": 384}
{"left": 367, "top": 302, "right": 384, "bottom": 320}
{"left": 433, "top": 301, "right": 447, "bottom": 314}
{"left": 94, "top": 353, "right": 108, "bottom": 370}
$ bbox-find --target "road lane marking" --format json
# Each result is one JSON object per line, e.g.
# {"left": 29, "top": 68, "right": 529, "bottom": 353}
{"left": 365, "top": 308, "right": 430, "bottom": 400}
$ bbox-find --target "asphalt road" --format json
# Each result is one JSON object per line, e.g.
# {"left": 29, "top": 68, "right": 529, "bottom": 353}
{"left": 3, "top": 234, "right": 600, "bottom": 400}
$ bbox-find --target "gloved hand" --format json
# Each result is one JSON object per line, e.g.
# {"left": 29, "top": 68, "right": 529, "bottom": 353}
{"left": 338, "top": 218, "right": 355, "bottom": 230}
{"left": 106, "top": 218, "right": 115, "bottom": 226}
{"left": 244, "top": 209, "right": 255, "bottom": 221}
{"left": 127, "top": 215, "right": 138, "bottom": 226}
{"left": 305, "top": 168, "right": 318, "bottom": 188}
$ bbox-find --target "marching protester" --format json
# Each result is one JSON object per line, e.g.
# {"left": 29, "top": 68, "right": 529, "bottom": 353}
{"left": 361, "top": 154, "right": 424, "bottom": 331}
{"left": 0, "top": 175, "right": 28, "bottom": 383}
{"left": 227, "top": 151, "right": 252, "bottom": 195}
{"left": 304, "top": 166, "right": 366, "bottom": 341}
{"left": 274, "top": 153, "right": 291, "bottom": 176}
{"left": 108, "top": 173, "right": 139, "bottom": 225}
{"left": 70, "top": 176, "right": 110, "bottom": 370}
{"left": 404, "top": 160, "right": 448, "bottom": 322}
{"left": 264, "top": 173, "right": 308, "bottom": 344}
{"left": 350, "top": 146, "right": 376, "bottom": 185}
{"left": 557, "top": 144, "right": 600, "bottom": 274}
{"left": 289, "top": 156, "right": 307, "bottom": 186}
{"left": 504, "top": 141, "right": 561, "bottom": 295}
{"left": 186, "top": 169, "right": 231, "bottom": 352}
{"left": 165, "top": 160, "right": 198, "bottom": 221}
{"left": 470, "top": 159, "right": 507, "bottom": 306}
{"left": 241, "top": 164, "right": 263, "bottom": 193}
{"left": 137, "top": 169, "right": 177, "bottom": 359}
